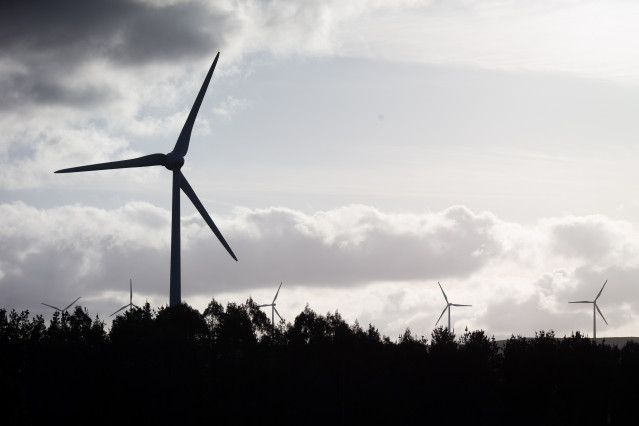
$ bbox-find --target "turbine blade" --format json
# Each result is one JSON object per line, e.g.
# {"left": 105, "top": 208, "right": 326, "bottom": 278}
{"left": 172, "top": 52, "right": 220, "bottom": 157}
{"left": 569, "top": 301, "right": 592, "bottom": 304}
{"left": 273, "top": 282, "right": 283, "bottom": 303}
{"left": 55, "top": 153, "right": 166, "bottom": 173}
{"left": 595, "top": 304, "right": 608, "bottom": 325}
{"left": 130, "top": 279, "right": 133, "bottom": 302}
{"left": 438, "top": 282, "right": 449, "bottom": 303}
{"left": 110, "top": 305, "right": 128, "bottom": 317}
{"left": 595, "top": 280, "right": 608, "bottom": 301}
{"left": 435, "top": 305, "right": 448, "bottom": 326}
{"left": 41, "top": 303, "right": 61, "bottom": 311}
{"left": 451, "top": 304, "right": 472, "bottom": 307}
{"left": 132, "top": 304, "right": 140, "bottom": 309}
{"left": 180, "top": 172, "right": 238, "bottom": 261}
{"left": 274, "top": 307, "right": 283, "bottom": 322}
{"left": 63, "top": 297, "right": 81, "bottom": 311}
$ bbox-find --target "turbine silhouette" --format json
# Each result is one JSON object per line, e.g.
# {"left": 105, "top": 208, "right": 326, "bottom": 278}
{"left": 55, "top": 52, "right": 237, "bottom": 307}
{"left": 435, "top": 282, "right": 471, "bottom": 331}
{"left": 258, "top": 282, "right": 283, "bottom": 331}
{"left": 569, "top": 279, "right": 608, "bottom": 340}
{"left": 110, "top": 279, "right": 140, "bottom": 317}
{"left": 42, "top": 296, "right": 81, "bottom": 313}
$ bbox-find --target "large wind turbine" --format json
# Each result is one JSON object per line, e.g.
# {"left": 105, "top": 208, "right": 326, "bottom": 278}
{"left": 435, "top": 282, "right": 471, "bottom": 331}
{"left": 55, "top": 52, "right": 237, "bottom": 307}
{"left": 110, "top": 279, "right": 140, "bottom": 317}
{"left": 258, "top": 282, "right": 283, "bottom": 331}
{"left": 569, "top": 280, "right": 608, "bottom": 340}
{"left": 42, "top": 296, "right": 81, "bottom": 313}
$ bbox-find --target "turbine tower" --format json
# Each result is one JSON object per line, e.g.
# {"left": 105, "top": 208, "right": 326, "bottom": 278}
{"left": 42, "top": 296, "right": 81, "bottom": 313}
{"left": 55, "top": 52, "right": 237, "bottom": 307}
{"left": 569, "top": 279, "right": 608, "bottom": 340}
{"left": 111, "top": 279, "right": 140, "bottom": 317}
{"left": 435, "top": 282, "right": 471, "bottom": 331}
{"left": 258, "top": 282, "right": 283, "bottom": 331}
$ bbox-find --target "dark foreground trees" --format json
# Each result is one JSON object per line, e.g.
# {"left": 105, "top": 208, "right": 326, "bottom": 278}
{"left": 1, "top": 303, "right": 639, "bottom": 425}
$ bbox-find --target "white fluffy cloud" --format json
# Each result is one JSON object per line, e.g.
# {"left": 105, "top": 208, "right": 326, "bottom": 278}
{"left": 2, "top": 201, "right": 639, "bottom": 338}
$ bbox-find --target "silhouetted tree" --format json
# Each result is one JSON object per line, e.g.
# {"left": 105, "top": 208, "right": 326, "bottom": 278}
{"left": 155, "top": 302, "right": 208, "bottom": 343}
{"left": 215, "top": 301, "right": 257, "bottom": 348}
{"left": 429, "top": 325, "right": 457, "bottom": 356}
{"left": 244, "top": 297, "right": 272, "bottom": 341}
{"left": 4, "top": 302, "right": 639, "bottom": 425}
{"left": 109, "top": 302, "right": 155, "bottom": 345}
{"left": 613, "top": 340, "right": 639, "bottom": 424}
{"left": 288, "top": 304, "right": 322, "bottom": 345}
{"left": 203, "top": 297, "right": 224, "bottom": 341}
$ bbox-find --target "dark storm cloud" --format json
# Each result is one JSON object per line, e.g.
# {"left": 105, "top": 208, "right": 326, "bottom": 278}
{"left": 0, "top": 0, "right": 228, "bottom": 63}
{"left": 0, "top": 0, "right": 232, "bottom": 108}
{"left": 1, "top": 71, "right": 109, "bottom": 107}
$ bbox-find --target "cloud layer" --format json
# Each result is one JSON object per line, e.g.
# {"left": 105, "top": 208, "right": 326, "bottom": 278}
{"left": 2, "top": 201, "right": 638, "bottom": 338}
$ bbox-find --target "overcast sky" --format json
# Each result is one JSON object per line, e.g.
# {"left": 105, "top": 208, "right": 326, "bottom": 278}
{"left": 2, "top": 0, "right": 639, "bottom": 340}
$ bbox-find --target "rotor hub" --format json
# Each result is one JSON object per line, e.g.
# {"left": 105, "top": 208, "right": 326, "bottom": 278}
{"left": 164, "top": 152, "right": 185, "bottom": 170}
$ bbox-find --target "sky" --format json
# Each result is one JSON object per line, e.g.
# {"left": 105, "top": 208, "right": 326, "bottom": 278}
{"left": 2, "top": 0, "right": 639, "bottom": 340}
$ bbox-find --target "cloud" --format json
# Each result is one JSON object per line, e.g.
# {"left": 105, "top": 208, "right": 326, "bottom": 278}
{"left": 548, "top": 215, "right": 639, "bottom": 267}
{"left": 339, "top": 0, "right": 639, "bottom": 85}
{"left": 4, "top": 0, "right": 639, "bottom": 114}
{"left": 2, "top": 200, "right": 639, "bottom": 338}
{"left": 0, "top": 0, "right": 230, "bottom": 105}
{"left": 213, "top": 96, "right": 250, "bottom": 119}
{"left": 5, "top": 0, "right": 638, "bottom": 192}
{"left": 199, "top": 204, "right": 502, "bottom": 289}
{"left": 0, "top": 202, "right": 497, "bottom": 301}
{"left": 1, "top": 0, "right": 434, "bottom": 110}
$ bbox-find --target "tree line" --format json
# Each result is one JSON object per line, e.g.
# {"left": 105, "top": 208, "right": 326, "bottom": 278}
{"left": 1, "top": 299, "right": 638, "bottom": 425}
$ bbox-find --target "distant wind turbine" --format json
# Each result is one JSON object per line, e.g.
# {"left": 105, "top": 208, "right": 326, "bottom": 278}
{"left": 42, "top": 296, "right": 81, "bottom": 313}
{"left": 435, "top": 282, "right": 471, "bottom": 331}
{"left": 55, "top": 52, "right": 237, "bottom": 307}
{"left": 569, "top": 280, "right": 608, "bottom": 340}
{"left": 258, "top": 282, "right": 283, "bottom": 331}
{"left": 110, "top": 279, "right": 140, "bottom": 317}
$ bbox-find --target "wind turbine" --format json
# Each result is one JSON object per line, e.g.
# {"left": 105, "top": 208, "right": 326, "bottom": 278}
{"left": 55, "top": 52, "right": 237, "bottom": 307}
{"left": 258, "top": 282, "right": 283, "bottom": 331}
{"left": 435, "top": 282, "right": 471, "bottom": 331}
{"left": 42, "top": 296, "right": 81, "bottom": 313}
{"left": 110, "top": 279, "right": 140, "bottom": 317}
{"left": 569, "top": 280, "right": 608, "bottom": 340}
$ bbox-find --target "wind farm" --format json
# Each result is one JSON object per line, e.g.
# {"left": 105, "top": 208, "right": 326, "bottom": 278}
{"left": 5, "top": 1, "right": 639, "bottom": 422}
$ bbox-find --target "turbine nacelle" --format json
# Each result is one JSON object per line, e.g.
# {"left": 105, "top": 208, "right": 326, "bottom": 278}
{"left": 164, "top": 152, "right": 185, "bottom": 171}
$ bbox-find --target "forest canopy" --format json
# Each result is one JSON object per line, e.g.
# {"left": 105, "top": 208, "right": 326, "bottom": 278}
{"left": 1, "top": 300, "right": 638, "bottom": 425}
